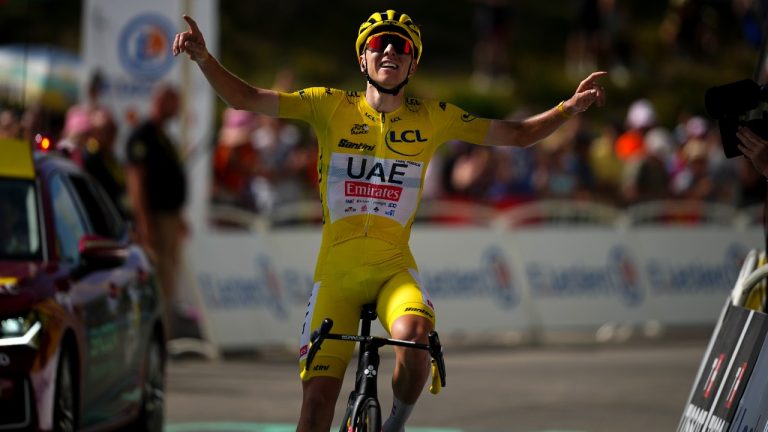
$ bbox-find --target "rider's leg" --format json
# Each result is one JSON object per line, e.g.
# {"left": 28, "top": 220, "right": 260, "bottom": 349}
{"left": 390, "top": 314, "right": 433, "bottom": 403}
{"left": 383, "top": 314, "right": 433, "bottom": 432}
{"left": 297, "top": 376, "right": 343, "bottom": 432}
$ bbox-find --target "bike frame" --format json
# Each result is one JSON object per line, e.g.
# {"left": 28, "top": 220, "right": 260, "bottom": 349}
{"left": 305, "top": 304, "right": 446, "bottom": 432}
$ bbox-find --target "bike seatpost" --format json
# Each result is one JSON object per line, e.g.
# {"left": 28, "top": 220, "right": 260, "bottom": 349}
{"left": 359, "top": 303, "right": 377, "bottom": 337}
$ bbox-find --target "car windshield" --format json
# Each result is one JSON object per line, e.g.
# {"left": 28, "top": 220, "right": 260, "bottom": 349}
{"left": 0, "top": 179, "right": 42, "bottom": 260}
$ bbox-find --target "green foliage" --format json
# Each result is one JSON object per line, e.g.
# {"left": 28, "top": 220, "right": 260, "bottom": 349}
{"left": 0, "top": 0, "right": 761, "bottom": 128}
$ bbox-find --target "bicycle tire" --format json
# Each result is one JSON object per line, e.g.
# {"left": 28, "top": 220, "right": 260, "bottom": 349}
{"left": 346, "top": 397, "right": 381, "bottom": 432}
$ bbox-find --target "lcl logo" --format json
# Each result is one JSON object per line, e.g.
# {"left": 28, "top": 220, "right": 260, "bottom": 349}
{"left": 0, "top": 353, "right": 10, "bottom": 367}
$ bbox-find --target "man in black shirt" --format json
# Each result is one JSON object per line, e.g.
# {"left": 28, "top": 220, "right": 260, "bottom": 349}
{"left": 125, "top": 84, "right": 186, "bottom": 337}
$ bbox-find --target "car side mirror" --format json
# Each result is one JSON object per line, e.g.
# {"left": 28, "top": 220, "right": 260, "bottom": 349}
{"left": 78, "top": 234, "right": 128, "bottom": 270}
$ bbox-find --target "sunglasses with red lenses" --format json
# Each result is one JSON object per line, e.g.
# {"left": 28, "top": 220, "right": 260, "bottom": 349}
{"left": 367, "top": 34, "right": 413, "bottom": 55}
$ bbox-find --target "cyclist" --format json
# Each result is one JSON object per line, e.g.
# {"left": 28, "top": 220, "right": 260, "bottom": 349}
{"left": 174, "top": 10, "right": 606, "bottom": 432}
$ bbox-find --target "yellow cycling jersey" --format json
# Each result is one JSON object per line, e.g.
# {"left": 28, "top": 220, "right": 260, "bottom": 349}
{"left": 279, "top": 87, "right": 491, "bottom": 247}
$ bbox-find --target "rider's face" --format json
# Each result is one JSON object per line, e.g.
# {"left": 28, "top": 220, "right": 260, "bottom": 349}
{"left": 360, "top": 35, "right": 416, "bottom": 87}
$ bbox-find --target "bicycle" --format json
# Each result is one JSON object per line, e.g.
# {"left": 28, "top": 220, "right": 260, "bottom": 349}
{"left": 305, "top": 304, "right": 447, "bottom": 432}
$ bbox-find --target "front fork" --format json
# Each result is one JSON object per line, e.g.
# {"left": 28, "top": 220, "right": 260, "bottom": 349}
{"left": 340, "top": 348, "right": 381, "bottom": 432}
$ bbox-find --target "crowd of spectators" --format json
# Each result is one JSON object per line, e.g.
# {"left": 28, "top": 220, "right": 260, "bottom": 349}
{"left": 207, "top": 96, "right": 767, "bottom": 217}
{"left": 3, "top": 89, "right": 766, "bottom": 225}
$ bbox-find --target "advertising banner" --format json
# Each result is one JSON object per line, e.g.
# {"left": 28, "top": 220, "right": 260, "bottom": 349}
{"left": 190, "top": 225, "right": 763, "bottom": 350}
{"left": 82, "top": 0, "right": 218, "bottom": 230}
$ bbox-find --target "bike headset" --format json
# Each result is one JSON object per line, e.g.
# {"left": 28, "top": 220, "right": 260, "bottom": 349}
{"left": 356, "top": 10, "right": 423, "bottom": 96}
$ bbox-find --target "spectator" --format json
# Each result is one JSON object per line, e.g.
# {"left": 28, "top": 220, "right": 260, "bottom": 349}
{"left": 622, "top": 126, "right": 673, "bottom": 203}
{"left": 0, "top": 109, "right": 20, "bottom": 139}
{"left": 56, "top": 107, "right": 92, "bottom": 167}
{"left": 124, "top": 84, "right": 186, "bottom": 338}
{"left": 588, "top": 121, "right": 623, "bottom": 204}
{"left": 673, "top": 138, "right": 714, "bottom": 200}
{"left": 212, "top": 108, "right": 261, "bottom": 211}
{"left": 83, "top": 109, "right": 129, "bottom": 217}
{"left": 615, "top": 98, "right": 656, "bottom": 161}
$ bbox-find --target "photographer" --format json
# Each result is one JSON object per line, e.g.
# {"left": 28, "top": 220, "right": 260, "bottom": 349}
{"left": 737, "top": 125, "right": 768, "bottom": 177}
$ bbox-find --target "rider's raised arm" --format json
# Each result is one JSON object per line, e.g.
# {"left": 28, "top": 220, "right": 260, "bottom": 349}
{"left": 483, "top": 71, "right": 608, "bottom": 148}
{"left": 173, "top": 15, "right": 278, "bottom": 116}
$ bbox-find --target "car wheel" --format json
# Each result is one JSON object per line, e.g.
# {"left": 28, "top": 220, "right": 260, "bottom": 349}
{"left": 133, "top": 334, "right": 165, "bottom": 432}
{"left": 53, "top": 346, "right": 78, "bottom": 432}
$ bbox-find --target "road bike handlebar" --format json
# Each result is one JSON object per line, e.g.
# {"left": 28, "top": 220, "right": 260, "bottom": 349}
{"left": 305, "top": 318, "right": 447, "bottom": 390}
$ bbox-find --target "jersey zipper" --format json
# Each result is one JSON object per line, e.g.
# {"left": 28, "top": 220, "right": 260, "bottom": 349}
{"left": 364, "top": 111, "right": 387, "bottom": 236}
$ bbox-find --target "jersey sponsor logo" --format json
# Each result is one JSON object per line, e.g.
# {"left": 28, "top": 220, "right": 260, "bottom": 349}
{"left": 390, "top": 116, "right": 402, "bottom": 123}
{"left": 405, "top": 97, "right": 421, "bottom": 112}
{"left": 346, "top": 157, "right": 408, "bottom": 185}
{"left": 345, "top": 181, "right": 402, "bottom": 201}
{"left": 364, "top": 112, "right": 377, "bottom": 122}
{"left": 345, "top": 91, "right": 360, "bottom": 104}
{"left": 350, "top": 124, "right": 369, "bottom": 135}
{"left": 385, "top": 130, "right": 428, "bottom": 157}
{"left": 439, "top": 102, "right": 447, "bottom": 111}
{"left": 338, "top": 138, "right": 375, "bottom": 151}
{"left": 388, "top": 130, "right": 427, "bottom": 143}
{"left": 461, "top": 112, "right": 478, "bottom": 122}
{"left": 328, "top": 153, "right": 423, "bottom": 226}
{"left": 325, "top": 87, "right": 333, "bottom": 95}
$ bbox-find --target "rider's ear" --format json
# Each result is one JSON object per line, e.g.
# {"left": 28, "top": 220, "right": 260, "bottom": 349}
{"left": 409, "top": 60, "right": 417, "bottom": 76}
{"left": 359, "top": 53, "right": 366, "bottom": 73}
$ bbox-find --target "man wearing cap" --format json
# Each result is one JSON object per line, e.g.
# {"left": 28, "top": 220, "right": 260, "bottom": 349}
{"left": 175, "top": 10, "right": 606, "bottom": 432}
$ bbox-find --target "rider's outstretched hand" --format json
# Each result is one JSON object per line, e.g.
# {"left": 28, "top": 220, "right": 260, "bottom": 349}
{"left": 173, "top": 15, "right": 209, "bottom": 63}
{"left": 563, "top": 71, "right": 608, "bottom": 116}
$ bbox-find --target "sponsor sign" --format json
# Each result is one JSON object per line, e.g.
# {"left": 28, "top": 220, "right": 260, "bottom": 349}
{"left": 677, "top": 306, "right": 768, "bottom": 432}
{"left": 190, "top": 225, "right": 762, "bottom": 349}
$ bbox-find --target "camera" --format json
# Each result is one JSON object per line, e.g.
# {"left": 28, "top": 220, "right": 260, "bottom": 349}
{"left": 705, "top": 79, "right": 768, "bottom": 158}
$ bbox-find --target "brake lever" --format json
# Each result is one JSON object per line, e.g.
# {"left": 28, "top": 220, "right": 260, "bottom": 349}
{"left": 428, "top": 331, "right": 446, "bottom": 387}
{"left": 305, "top": 318, "right": 334, "bottom": 371}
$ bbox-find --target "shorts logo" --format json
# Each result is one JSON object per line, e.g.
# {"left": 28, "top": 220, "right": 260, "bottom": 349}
{"left": 118, "top": 13, "right": 176, "bottom": 80}
{"left": 351, "top": 124, "right": 369, "bottom": 135}
{"left": 313, "top": 364, "right": 330, "bottom": 371}
{"left": 404, "top": 306, "right": 434, "bottom": 319}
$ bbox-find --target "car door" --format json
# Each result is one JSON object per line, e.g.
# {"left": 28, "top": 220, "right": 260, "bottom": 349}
{"left": 65, "top": 172, "right": 141, "bottom": 423}
{"left": 47, "top": 171, "right": 130, "bottom": 425}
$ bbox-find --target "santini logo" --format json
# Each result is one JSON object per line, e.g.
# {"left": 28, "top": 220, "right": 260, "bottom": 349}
{"left": 339, "top": 139, "right": 375, "bottom": 151}
{"left": 404, "top": 306, "right": 434, "bottom": 319}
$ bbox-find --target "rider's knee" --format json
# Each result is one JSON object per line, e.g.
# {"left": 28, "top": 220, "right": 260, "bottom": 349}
{"left": 390, "top": 315, "right": 432, "bottom": 343}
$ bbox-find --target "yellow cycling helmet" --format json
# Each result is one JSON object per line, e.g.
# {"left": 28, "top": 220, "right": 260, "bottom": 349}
{"left": 356, "top": 10, "right": 422, "bottom": 64}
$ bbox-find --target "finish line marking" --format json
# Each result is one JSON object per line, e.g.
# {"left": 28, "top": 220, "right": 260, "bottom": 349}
{"left": 165, "top": 422, "right": 587, "bottom": 432}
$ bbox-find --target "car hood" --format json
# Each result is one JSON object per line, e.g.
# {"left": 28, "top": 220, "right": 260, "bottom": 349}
{"left": 0, "top": 261, "right": 42, "bottom": 284}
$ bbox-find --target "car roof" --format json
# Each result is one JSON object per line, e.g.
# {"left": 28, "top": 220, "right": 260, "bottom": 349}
{"left": 0, "top": 138, "right": 35, "bottom": 180}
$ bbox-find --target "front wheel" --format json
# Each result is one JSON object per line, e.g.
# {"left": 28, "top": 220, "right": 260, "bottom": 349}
{"left": 131, "top": 333, "right": 165, "bottom": 431}
{"left": 349, "top": 398, "right": 381, "bottom": 432}
{"left": 53, "top": 345, "right": 78, "bottom": 432}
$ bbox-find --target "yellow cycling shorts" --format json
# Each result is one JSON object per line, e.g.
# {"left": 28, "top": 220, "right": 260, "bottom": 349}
{"left": 298, "top": 237, "right": 436, "bottom": 381}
